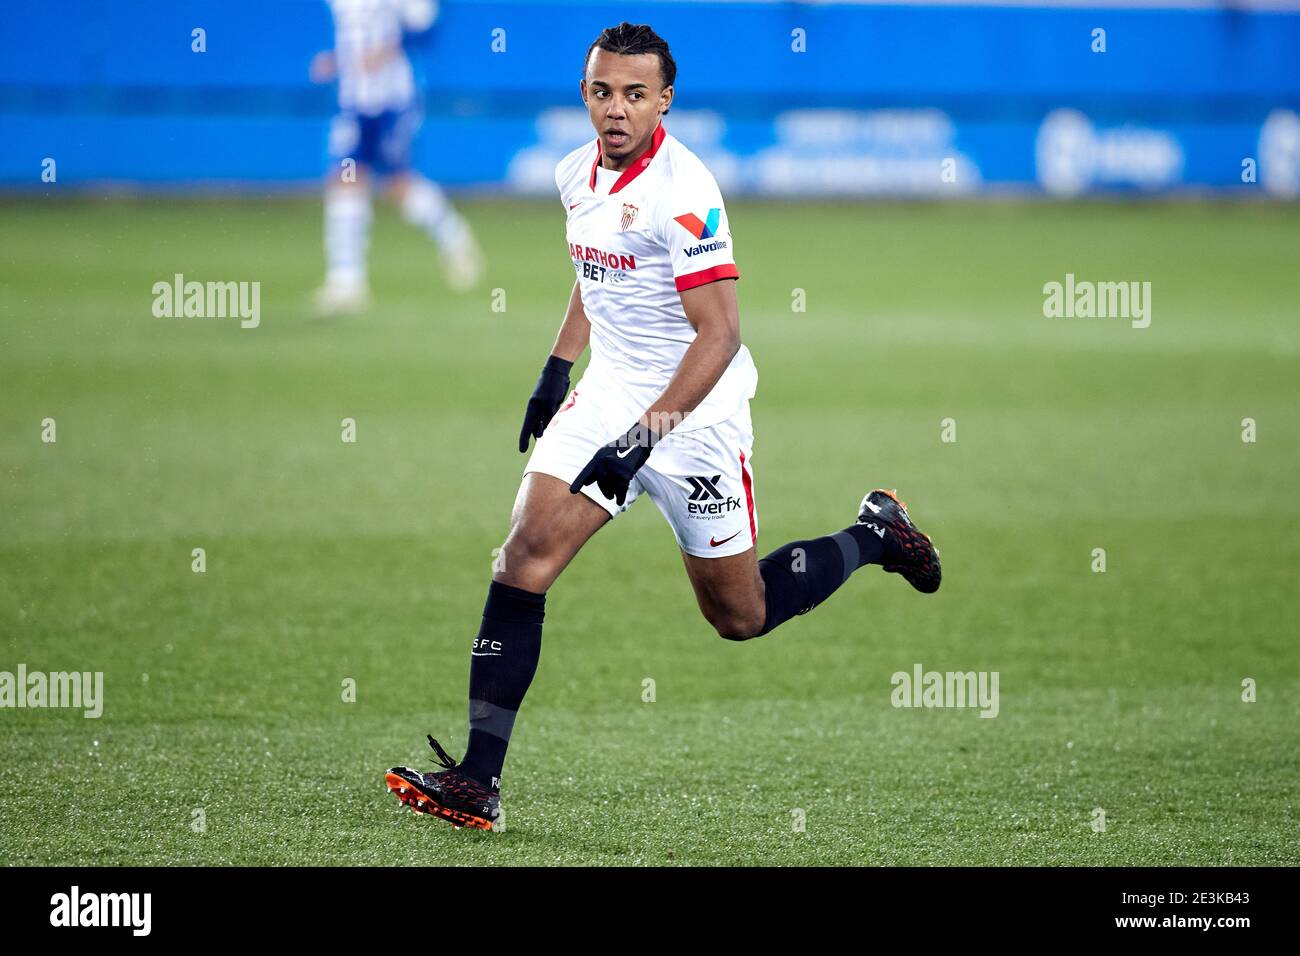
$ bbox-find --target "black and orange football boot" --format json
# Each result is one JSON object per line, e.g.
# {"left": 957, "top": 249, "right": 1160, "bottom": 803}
{"left": 386, "top": 735, "right": 500, "bottom": 830}
{"left": 858, "top": 488, "right": 942, "bottom": 594}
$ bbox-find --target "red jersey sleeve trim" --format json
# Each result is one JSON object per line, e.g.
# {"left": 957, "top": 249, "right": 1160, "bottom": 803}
{"left": 674, "top": 263, "right": 739, "bottom": 292}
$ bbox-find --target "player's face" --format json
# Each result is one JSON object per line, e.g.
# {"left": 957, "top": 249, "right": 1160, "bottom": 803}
{"left": 581, "top": 49, "right": 673, "bottom": 169}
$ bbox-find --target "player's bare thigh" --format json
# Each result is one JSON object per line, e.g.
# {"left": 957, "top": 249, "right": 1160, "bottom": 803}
{"left": 325, "top": 167, "right": 369, "bottom": 191}
{"left": 680, "top": 547, "right": 766, "bottom": 640}
{"left": 494, "top": 472, "right": 610, "bottom": 593}
{"left": 382, "top": 170, "right": 416, "bottom": 204}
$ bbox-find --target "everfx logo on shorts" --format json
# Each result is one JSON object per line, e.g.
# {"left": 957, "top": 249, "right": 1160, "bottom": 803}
{"left": 686, "top": 475, "right": 740, "bottom": 515}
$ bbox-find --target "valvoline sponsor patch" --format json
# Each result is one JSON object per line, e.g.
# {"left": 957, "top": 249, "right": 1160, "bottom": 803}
{"left": 673, "top": 208, "right": 722, "bottom": 239}
{"left": 683, "top": 239, "right": 728, "bottom": 257}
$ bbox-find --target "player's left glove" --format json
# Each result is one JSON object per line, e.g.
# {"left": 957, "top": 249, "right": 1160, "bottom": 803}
{"left": 569, "top": 426, "right": 654, "bottom": 506}
{"left": 518, "top": 355, "right": 574, "bottom": 453}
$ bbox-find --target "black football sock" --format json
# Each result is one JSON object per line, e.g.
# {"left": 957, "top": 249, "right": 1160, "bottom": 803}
{"left": 756, "top": 523, "right": 900, "bottom": 637}
{"left": 459, "top": 581, "right": 545, "bottom": 788}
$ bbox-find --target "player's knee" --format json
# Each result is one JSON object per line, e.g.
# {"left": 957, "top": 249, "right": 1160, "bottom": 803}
{"left": 706, "top": 605, "right": 766, "bottom": 642}
{"left": 497, "top": 525, "right": 562, "bottom": 584}
{"left": 500, "top": 526, "right": 544, "bottom": 567}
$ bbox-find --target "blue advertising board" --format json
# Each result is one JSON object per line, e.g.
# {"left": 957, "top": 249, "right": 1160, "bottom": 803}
{"left": 3, "top": 1, "right": 1299, "bottom": 195}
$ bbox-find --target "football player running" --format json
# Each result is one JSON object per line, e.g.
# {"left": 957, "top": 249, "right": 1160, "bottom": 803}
{"left": 386, "top": 22, "right": 940, "bottom": 830}
{"left": 310, "top": 0, "right": 483, "bottom": 314}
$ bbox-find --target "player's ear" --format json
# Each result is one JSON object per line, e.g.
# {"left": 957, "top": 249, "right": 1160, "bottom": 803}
{"left": 659, "top": 85, "right": 673, "bottom": 116}
{"left": 580, "top": 79, "right": 588, "bottom": 105}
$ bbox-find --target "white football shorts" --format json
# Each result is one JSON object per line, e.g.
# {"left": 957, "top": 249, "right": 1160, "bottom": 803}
{"left": 523, "top": 383, "right": 758, "bottom": 558}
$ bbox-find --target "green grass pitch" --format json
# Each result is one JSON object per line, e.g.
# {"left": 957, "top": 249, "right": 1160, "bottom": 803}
{"left": 0, "top": 196, "right": 1296, "bottom": 865}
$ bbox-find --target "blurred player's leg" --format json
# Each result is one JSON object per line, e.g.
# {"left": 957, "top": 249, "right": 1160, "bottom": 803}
{"left": 316, "top": 177, "right": 373, "bottom": 314}
{"left": 315, "top": 109, "right": 374, "bottom": 315}
{"left": 388, "top": 172, "right": 485, "bottom": 293}
{"left": 369, "top": 107, "right": 485, "bottom": 294}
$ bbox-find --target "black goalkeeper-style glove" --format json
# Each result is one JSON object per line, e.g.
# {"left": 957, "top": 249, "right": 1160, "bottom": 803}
{"left": 518, "top": 355, "right": 574, "bottom": 453}
{"left": 569, "top": 425, "right": 654, "bottom": 506}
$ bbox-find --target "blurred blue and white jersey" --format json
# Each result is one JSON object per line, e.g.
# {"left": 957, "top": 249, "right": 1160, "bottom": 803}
{"left": 327, "top": 0, "right": 437, "bottom": 116}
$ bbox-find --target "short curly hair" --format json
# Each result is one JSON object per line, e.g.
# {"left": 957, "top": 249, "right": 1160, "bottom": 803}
{"left": 584, "top": 22, "right": 677, "bottom": 91}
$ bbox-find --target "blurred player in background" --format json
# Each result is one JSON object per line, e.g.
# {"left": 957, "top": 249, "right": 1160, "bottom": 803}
{"left": 310, "top": 0, "right": 483, "bottom": 314}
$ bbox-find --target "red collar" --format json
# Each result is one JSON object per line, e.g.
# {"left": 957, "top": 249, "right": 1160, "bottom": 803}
{"left": 588, "top": 122, "right": 667, "bottom": 194}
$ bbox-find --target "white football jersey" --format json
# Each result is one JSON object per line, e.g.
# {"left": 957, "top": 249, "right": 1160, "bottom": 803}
{"left": 326, "top": 0, "right": 436, "bottom": 116}
{"left": 555, "top": 124, "right": 758, "bottom": 433}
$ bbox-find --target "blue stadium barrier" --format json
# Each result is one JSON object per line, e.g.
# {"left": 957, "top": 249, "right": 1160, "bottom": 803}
{"left": 3, "top": 1, "right": 1299, "bottom": 195}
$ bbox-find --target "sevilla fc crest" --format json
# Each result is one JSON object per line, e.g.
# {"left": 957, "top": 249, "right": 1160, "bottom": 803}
{"left": 620, "top": 203, "right": 639, "bottom": 231}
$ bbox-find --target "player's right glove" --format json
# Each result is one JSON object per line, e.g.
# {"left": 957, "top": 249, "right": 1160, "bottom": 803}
{"left": 569, "top": 425, "right": 654, "bottom": 506}
{"left": 518, "top": 355, "right": 574, "bottom": 452}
